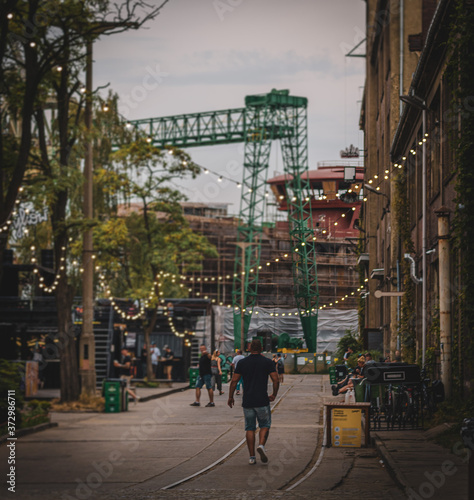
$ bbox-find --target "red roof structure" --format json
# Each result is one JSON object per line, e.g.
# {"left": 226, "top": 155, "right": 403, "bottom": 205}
{"left": 268, "top": 165, "right": 364, "bottom": 239}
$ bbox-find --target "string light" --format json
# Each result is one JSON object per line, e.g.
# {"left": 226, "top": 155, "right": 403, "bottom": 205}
{"left": 361, "top": 133, "right": 435, "bottom": 200}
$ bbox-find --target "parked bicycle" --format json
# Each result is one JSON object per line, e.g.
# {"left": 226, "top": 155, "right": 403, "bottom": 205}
{"left": 419, "top": 365, "right": 444, "bottom": 419}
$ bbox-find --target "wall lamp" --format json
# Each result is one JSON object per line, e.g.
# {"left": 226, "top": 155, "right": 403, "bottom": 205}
{"left": 400, "top": 94, "right": 428, "bottom": 110}
{"left": 364, "top": 183, "right": 389, "bottom": 198}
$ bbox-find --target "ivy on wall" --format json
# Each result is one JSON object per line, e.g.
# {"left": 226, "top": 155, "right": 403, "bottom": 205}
{"left": 449, "top": 0, "right": 474, "bottom": 392}
{"left": 393, "top": 169, "right": 416, "bottom": 363}
{"left": 356, "top": 236, "right": 366, "bottom": 339}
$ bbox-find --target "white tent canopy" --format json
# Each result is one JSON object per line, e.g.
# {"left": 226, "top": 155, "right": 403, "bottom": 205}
{"left": 211, "top": 306, "right": 358, "bottom": 354}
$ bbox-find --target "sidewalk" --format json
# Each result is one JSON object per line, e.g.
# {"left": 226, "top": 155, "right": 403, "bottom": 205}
{"left": 373, "top": 428, "right": 469, "bottom": 499}
{"left": 321, "top": 378, "right": 470, "bottom": 499}
{"left": 30, "top": 382, "right": 190, "bottom": 402}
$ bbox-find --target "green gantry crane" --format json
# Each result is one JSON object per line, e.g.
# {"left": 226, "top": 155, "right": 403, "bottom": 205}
{"left": 129, "top": 89, "right": 319, "bottom": 351}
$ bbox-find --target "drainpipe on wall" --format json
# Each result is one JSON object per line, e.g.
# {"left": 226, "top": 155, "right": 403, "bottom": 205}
{"left": 404, "top": 254, "right": 422, "bottom": 285}
{"left": 435, "top": 207, "right": 451, "bottom": 399}
{"left": 422, "top": 108, "right": 427, "bottom": 367}
{"left": 400, "top": 0, "right": 404, "bottom": 115}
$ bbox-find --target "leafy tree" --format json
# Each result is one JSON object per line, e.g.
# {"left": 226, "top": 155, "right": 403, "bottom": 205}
{"left": 0, "top": 0, "right": 168, "bottom": 276}
{"left": 335, "top": 329, "right": 363, "bottom": 366}
{"left": 94, "top": 139, "right": 218, "bottom": 379}
{"left": 3, "top": 0, "right": 169, "bottom": 401}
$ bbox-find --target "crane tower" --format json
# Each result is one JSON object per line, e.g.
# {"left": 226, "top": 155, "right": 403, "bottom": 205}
{"left": 129, "top": 89, "right": 319, "bottom": 351}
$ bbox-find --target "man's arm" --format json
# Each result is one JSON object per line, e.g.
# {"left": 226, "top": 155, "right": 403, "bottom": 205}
{"left": 227, "top": 373, "right": 241, "bottom": 408}
{"left": 268, "top": 371, "right": 280, "bottom": 402}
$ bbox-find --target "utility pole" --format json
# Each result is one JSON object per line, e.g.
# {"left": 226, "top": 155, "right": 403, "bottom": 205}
{"left": 79, "top": 37, "right": 96, "bottom": 396}
{"left": 78, "top": 21, "right": 139, "bottom": 397}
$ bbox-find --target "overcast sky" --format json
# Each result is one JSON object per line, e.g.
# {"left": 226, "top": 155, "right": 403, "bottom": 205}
{"left": 94, "top": 0, "right": 366, "bottom": 215}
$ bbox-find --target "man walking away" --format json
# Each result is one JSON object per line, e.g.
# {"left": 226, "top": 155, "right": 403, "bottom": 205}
{"left": 228, "top": 339, "right": 279, "bottom": 465}
{"left": 190, "top": 344, "right": 215, "bottom": 407}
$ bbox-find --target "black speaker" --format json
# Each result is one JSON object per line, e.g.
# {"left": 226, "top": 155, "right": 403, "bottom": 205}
{"left": 365, "top": 364, "right": 421, "bottom": 384}
{"left": 0, "top": 250, "right": 18, "bottom": 297}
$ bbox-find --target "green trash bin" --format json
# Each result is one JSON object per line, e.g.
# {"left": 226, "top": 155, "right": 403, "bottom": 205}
{"left": 329, "top": 366, "right": 337, "bottom": 385}
{"left": 104, "top": 380, "right": 121, "bottom": 413}
{"left": 221, "top": 368, "right": 229, "bottom": 384}
{"left": 189, "top": 367, "right": 199, "bottom": 388}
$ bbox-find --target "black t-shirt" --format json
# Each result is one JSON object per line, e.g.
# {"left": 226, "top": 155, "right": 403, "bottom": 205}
{"left": 199, "top": 353, "right": 212, "bottom": 377}
{"left": 235, "top": 354, "right": 276, "bottom": 408}
{"left": 163, "top": 350, "right": 174, "bottom": 365}
{"left": 119, "top": 355, "right": 132, "bottom": 376}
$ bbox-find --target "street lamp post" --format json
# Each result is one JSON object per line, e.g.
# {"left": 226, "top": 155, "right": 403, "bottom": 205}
{"left": 234, "top": 242, "right": 257, "bottom": 351}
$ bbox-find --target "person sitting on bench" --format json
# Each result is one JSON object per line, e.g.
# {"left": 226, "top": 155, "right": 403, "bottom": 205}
{"left": 332, "top": 356, "right": 366, "bottom": 396}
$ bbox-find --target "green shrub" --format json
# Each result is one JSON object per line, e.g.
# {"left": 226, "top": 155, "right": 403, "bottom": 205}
{"left": 0, "top": 360, "right": 24, "bottom": 435}
{"left": 335, "top": 330, "right": 363, "bottom": 363}
{"left": 20, "top": 400, "right": 51, "bottom": 429}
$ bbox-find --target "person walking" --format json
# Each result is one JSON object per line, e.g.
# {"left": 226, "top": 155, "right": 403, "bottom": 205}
{"left": 114, "top": 348, "right": 140, "bottom": 404}
{"left": 277, "top": 353, "right": 285, "bottom": 384}
{"left": 228, "top": 339, "right": 279, "bottom": 465}
{"left": 232, "top": 349, "right": 245, "bottom": 395}
{"left": 190, "top": 344, "right": 215, "bottom": 407}
{"left": 211, "top": 350, "right": 224, "bottom": 395}
{"left": 162, "top": 345, "right": 173, "bottom": 387}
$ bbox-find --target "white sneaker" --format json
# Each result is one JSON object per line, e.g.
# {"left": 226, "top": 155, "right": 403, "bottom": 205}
{"left": 249, "top": 456, "right": 256, "bottom": 465}
{"left": 257, "top": 445, "right": 268, "bottom": 463}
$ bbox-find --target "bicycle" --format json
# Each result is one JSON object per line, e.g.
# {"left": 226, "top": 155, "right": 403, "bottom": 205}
{"left": 420, "top": 366, "right": 437, "bottom": 420}
{"left": 386, "top": 382, "right": 419, "bottom": 429}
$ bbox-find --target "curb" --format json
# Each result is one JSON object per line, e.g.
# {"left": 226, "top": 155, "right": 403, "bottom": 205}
{"left": 139, "top": 385, "right": 190, "bottom": 403}
{"left": 0, "top": 422, "right": 58, "bottom": 445}
{"left": 372, "top": 434, "right": 410, "bottom": 495}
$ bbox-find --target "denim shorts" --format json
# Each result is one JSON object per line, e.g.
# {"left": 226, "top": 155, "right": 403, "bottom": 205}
{"left": 243, "top": 405, "right": 272, "bottom": 431}
{"left": 195, "top": 374, "right": 212, "bottom": 390}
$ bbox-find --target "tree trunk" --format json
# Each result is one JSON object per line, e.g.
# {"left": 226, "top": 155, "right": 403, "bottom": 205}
{"left": 56, "top": 278, "right": 80, "bottom": 402}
